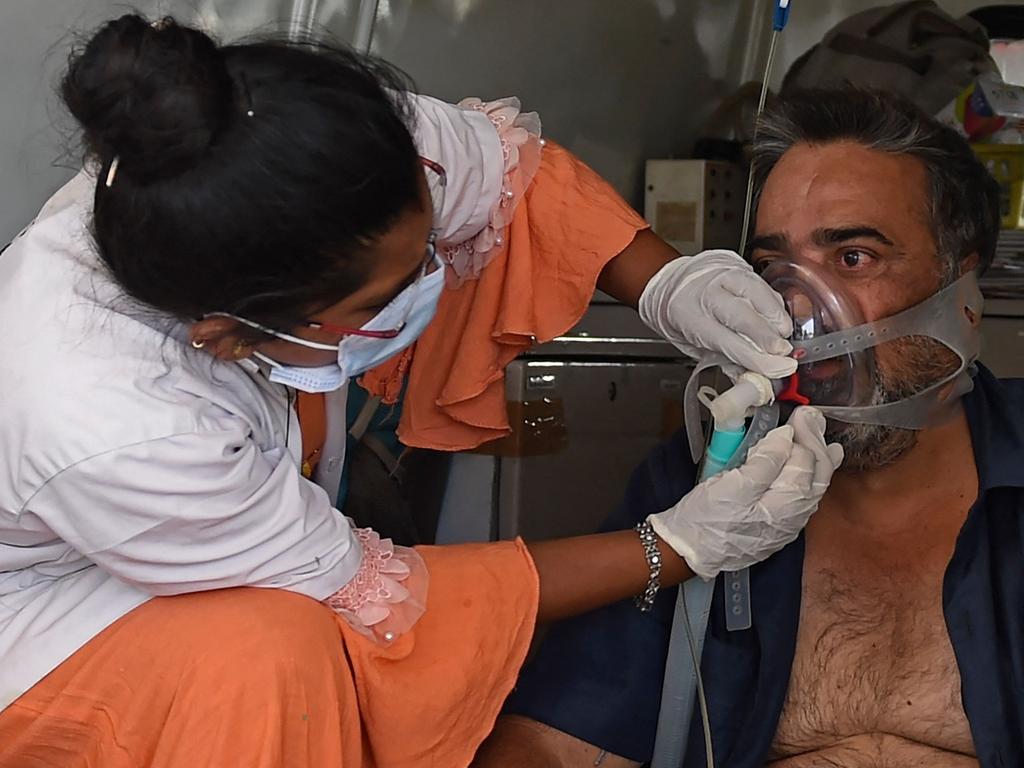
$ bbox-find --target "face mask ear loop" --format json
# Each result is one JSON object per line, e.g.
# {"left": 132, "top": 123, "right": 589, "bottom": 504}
{"left": 251, "top": 350, "right": 279, "bottom": 368}
{"left": 206, "top": 312, "right": 341, "bottom": 352}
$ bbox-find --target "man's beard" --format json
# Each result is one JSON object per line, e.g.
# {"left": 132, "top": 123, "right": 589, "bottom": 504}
{"left": 826, "top": 336, "right": 961, "bottom": 471}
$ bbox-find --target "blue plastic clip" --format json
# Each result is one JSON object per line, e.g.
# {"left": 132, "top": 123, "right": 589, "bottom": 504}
{"left": 773, "top": 0, "right": 791, "bottom": 31}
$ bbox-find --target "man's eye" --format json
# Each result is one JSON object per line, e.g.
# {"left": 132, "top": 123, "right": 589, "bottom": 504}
{"left": 840, "top": 249, "right": 870, "bottom": 268}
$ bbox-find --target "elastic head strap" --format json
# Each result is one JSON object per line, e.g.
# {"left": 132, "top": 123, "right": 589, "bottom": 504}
{"left": 793, "top": 272, "right": 983, "bottom": 364}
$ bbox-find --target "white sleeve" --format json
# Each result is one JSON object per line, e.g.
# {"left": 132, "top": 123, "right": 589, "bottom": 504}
{"left": 409, "top": 93, "right": 544, "bottom": 284}
{"left": 23, "top": 417, "right": 362, "bottom": 601}
{"left": 409, "top": 93, "right": 505, "bottom": 245}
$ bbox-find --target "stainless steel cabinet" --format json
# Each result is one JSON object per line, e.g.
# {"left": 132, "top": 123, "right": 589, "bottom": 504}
{"left": 496, "top": 357, "right": 692, "bottom": 542}
{"left": 484, "top": 304, "right": 692, "bottom": 542}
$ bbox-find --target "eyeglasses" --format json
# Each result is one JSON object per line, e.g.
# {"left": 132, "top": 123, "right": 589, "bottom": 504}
{"left": 298, "top": 156, "right": 447, "bottom": 340}
{"left": 303, "top": 246, "right": 440, "bottom": 339}
{"left": 206, "top": 158, "right": 447, "bottom": 348}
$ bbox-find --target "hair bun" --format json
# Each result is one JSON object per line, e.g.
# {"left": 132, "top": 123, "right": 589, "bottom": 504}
{"left": 62, "top": 14, "right": 234, "bottom": 183}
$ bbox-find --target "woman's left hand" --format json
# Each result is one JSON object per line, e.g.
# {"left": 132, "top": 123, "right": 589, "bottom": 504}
{"left": 639, "top": 249, "right": 798, "bottom": 379}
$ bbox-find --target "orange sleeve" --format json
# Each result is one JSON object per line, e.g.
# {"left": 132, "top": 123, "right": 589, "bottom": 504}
{"left": 361, "top": 141, "right": 648, "bottom": 451}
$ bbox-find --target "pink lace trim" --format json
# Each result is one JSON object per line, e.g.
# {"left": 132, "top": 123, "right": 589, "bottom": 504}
{"left": 441, "top": 97, "right": 543, "bottom": 287}
{"left": 323, "top": 527, "right": 428, "bottom": 644}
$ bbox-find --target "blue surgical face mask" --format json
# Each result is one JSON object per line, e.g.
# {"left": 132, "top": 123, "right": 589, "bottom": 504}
{"left": 235, "top": 253, "right": 445, "bottom": 393}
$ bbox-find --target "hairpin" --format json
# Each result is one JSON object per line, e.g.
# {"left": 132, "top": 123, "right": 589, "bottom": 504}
{"left": 240, "top": 72, "right": 255, "bottom": 117}
{"left": 105, "top": 156, "right": 120, "bottom": 188}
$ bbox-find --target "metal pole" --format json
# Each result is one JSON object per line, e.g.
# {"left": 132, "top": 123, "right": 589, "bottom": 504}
{"left": 288, "top": 0, "right": 321, "bottom": 40}
{"left": 736, "top": 0, "right": 774, "bottom": 85}
{"left": 352, "top": 0, "right": 381, "bottom": 53}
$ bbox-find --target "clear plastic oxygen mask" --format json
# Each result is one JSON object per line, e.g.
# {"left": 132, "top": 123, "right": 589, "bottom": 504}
{"left": 761, "top": 257, "right": 985, "bottom": 428}
{"left": 760, "top": 258, "right": 877, "bottom": 411}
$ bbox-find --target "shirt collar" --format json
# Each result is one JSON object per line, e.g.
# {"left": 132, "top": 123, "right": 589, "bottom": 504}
{"left": 964, "top": 364, "right": 1024, "bottom": 491}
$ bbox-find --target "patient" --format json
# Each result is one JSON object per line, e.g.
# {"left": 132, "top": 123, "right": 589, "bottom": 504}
{"left": 475, "top": 89, "right": 1023, "bottom": 767}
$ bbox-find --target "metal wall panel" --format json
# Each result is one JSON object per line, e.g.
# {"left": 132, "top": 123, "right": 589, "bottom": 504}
{"left": 309, "top": 0, "right": 764, "bottom": 209}
{"left": 497, "top": 357, "right": 692, "bottom": 542}
{"left": 0, "top": 0, "right": 296, "bottom": 244}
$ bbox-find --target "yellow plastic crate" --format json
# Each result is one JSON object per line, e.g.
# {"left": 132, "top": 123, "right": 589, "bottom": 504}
{"left": 973, "top": 144, "right": 1024, "bottom": 230}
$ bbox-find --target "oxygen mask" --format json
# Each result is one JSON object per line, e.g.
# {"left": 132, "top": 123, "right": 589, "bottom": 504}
{"left": 761, "top": 257, "right": 983, "bottom": 429}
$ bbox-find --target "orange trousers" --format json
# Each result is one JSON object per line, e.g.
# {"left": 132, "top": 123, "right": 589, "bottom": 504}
{"left": 0, "top": 541, "right": 538, "bottom": 768}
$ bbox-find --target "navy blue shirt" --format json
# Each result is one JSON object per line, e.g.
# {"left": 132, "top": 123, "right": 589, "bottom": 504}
{"left": 505, "top": 366, "right": 1024, "bottom": 767}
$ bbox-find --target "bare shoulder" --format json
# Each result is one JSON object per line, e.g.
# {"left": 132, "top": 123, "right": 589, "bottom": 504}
{"left": 473, "top": 715, "right": 641, "bottom": 768}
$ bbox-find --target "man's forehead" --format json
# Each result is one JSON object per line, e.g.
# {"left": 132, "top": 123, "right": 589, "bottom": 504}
{"left": 755, "top": 141, "right": 931, "bottom": 239}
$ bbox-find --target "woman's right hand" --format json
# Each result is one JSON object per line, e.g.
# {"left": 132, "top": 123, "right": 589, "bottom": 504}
{"left": 649, "top": 406, "right": 844, "bottom": 580}
{"left": 639, "top": 249, "right": 798, "bottom": 380}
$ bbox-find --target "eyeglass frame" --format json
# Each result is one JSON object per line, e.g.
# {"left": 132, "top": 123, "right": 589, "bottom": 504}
{"left": 300, "top": 156, "right": 447, "bottom": 340}
{"left": 205, "top": 157, "right": 447, "bottom": 346}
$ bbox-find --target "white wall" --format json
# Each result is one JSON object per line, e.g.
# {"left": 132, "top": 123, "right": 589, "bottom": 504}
{"left": 0, "top": 0, "right": 1005, "bottom": 244}
{"left": 310, "top": 0, "right": 765, "bottom": 208}
{"left": 306, "top": 0, "right": 1000, "bottom": 208}
{"left": 0, "top": 0, "right": 294, "bottom": 245}
{"left": 0, "top": 1, "right": 140, "bottom": 244}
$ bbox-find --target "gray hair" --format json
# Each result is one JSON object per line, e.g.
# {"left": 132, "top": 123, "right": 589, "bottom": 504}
{"left": 750, "top": 88, "right": 1001, "bottom": 280}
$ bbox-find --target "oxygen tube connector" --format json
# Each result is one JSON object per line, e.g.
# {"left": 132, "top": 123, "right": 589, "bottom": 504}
{"left": 698, "top": 372, "right": 775, "bottom": 480}
{"left": 773, "top": 0, "right": 792, "bottom": 32}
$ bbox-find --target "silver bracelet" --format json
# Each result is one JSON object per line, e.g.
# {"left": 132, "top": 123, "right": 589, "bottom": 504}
{"left": 633, "top": 520, "right": 662, "bottom": 612}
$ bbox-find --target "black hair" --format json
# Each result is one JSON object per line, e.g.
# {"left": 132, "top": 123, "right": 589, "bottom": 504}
{"left": 61, "top": 14, "right": 422, "bottom": 333}
{"left": 750, "top": 87, "right": 1002, "bottom": 278}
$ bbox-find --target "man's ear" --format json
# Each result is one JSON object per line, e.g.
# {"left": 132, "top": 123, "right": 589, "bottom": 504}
{"left": 958, "top": 252, "right": 984, "bottom": 329}
{"left": 960, "top": 251, "right": 980, "bottom": 276}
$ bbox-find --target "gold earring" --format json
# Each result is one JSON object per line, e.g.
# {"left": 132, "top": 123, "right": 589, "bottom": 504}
{"left": 191, "top": 339, "right": 206, "bottom": 350}
{"left": 232, "top": 341, "right": 250, "bottom": 359}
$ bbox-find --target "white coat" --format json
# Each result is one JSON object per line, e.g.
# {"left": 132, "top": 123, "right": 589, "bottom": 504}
{"left": 0, "top": 94, "right": 510, "bottom": 709}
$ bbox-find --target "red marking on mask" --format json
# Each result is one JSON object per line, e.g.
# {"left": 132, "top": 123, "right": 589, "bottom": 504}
{"left": 777, "top": 373, "right": 811, "bottom": 406}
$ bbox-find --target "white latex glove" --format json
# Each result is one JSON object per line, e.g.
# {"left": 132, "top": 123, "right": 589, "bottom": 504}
{"left": 639, "top": 249, "right": 798, "bottom": 380}
{"left": 649, "top": 407, "right": 843, "bottom": 580}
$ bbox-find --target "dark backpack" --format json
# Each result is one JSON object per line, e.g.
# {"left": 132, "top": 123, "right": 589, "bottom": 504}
{"left": 342, "top": 394, "right": 452, "bottom": 547}
{"left": 783, "top": 0, "right": 998, "bottom": 114}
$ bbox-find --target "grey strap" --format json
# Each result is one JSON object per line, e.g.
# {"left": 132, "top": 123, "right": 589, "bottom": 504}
{"left": 361, "top": 432, "right": 405, "bottom": 480}
{"left": 792, "top": 272, "right": 982, "bottom": 363}
{"left": 651, "top": 577, "right": 715, "bottom": 768}
{"left": 348, "top": 394, "right": 383, "bottom": 441}
{"left": 348, "top": 394, "right": 406, "bottom": 479}
{"left": 656, "top": 366, "right": 780, "bottom": 766}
